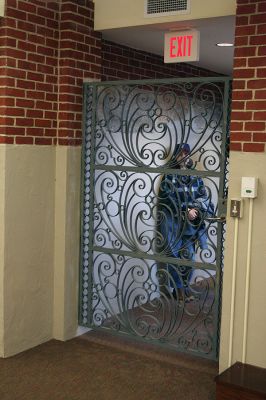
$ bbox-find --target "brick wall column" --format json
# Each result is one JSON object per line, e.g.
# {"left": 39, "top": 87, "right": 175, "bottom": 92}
{"left": 0, "top": 0, "right": 102, "bottom": 146}
{"left": 231, "top": 0, "right": 266, "bottom": 152}
{"left": 57, "top": 0, "right": 101, "bottom": 146}
{"left": 0, "top": 0, "right": 59, "bottom": 145}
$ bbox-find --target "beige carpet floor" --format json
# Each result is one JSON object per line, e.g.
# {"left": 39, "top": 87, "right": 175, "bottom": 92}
{"left": 0, "top": 331, "right": 218, "bottom": 400}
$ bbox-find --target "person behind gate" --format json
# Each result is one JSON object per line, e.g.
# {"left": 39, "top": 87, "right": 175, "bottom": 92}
{"left": 156, "top": 143, "right": 214, "bottom": 302}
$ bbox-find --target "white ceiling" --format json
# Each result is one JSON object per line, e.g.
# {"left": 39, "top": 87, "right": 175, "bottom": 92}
{"left": 101, "top": 15, "right": 236, "bottom": 76}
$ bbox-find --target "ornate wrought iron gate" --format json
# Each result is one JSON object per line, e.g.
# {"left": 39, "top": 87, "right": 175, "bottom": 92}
{"left": 79, "top": 77, "right": 230, "bottom": 360}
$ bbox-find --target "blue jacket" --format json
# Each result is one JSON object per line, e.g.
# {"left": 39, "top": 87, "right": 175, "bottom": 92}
{"left": 158, "top": 172, "right": 214, "bottom": 250}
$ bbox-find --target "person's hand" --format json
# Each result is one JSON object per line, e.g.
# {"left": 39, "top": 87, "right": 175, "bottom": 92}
{"left": 188, "top": 208, "right": 198, "bottom": 221}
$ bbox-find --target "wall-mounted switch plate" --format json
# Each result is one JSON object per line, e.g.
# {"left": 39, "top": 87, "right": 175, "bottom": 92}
{"left": 230, "top": 199, "right": 242, "bottom": 218}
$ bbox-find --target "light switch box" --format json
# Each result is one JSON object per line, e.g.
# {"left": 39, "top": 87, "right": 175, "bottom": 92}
{"left": 230, "top": 199, "right": 242, "bottom": 218}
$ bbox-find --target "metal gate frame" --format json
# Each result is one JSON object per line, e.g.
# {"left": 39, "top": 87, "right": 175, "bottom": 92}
{"left": 79, "top": 76, "right": 231, "bottom": 360}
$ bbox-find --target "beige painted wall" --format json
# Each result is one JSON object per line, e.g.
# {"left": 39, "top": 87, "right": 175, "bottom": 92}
{"left": 0, "top": 144, "right": 82, "bottom": 357}
{"left": 94, "top": 0, "right": 236, "bottom": 30}
{"left": 1, "top": 140, "right": 266, "bottom": 370}
{"left": 53, "top": 146, "right": 81, "bottom": 341}
{"left": 2, "top": 144, "right": 82, "bottom": 356}
{"left": 0, "top": 147, "right": 6, "bottom": 356}
{"left": 2, "top": 145, "right": 56, "bottom": 357}
{"left": 220, "top": 151, "right": 266, "bottom": 372}
{"left": 0, "top": 0, "right": 4, "bottom": 17}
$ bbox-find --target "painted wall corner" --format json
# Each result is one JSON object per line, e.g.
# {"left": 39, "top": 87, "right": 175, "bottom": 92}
{"left": 2, "top": 145, "right": 56, "bottom": 357}
{"left": 0, "top": 145, "right": 6, "bottom": 356}
{"left": 219, "top": 151, "right": 266, "bottom": 372}
{"left": 0, "top": 0, "right": 4, "bottom": 17}
{"left": 53, "top": 146, "right": 82, "bottom": 341}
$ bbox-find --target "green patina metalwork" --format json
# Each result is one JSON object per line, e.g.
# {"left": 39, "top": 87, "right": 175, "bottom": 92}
{"left": 79, "top": 77, "right": 231, "bottom": 360}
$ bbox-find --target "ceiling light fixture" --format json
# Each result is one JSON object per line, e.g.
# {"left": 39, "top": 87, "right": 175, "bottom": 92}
{"left": 216, "top": 42, "right": 234, "bottom": 47}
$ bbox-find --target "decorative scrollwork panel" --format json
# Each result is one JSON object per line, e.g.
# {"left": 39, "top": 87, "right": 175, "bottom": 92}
{"left": 80, "top": 77, "right": 231, "bottom": 360}
{"left": 94, "top": 82, "right": 224, "bottom": 171}
{"left": 91, "top": 252, "right": 216, "bottom": 355}
{"left": 93, "top": 170, "right": 219, "bottom": 264}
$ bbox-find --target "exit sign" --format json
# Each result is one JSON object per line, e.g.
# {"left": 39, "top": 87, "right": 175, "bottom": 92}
{"left": 164, "top": 30, "right": 200, "bottom": 63}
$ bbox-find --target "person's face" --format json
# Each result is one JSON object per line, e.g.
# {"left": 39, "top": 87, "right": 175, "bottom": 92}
{"left": 176, "top": 149, "right": 189, "bottom": 166}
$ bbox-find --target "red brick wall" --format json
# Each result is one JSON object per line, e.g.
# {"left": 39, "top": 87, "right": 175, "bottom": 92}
{"left": 58, "top": 1, "right": 101, "bottom": 146}
{"left": 0, "top": 0, "right": 233, "bottom": 147}
{"left": 0, "top": 0, "right": 101, "bottom": 146}
{"left": 102, "top": 40, "right": 219, "bottom": 81}
{"left": 231, "top": 0, "right": 266, "bottom": 152}
{"left": 0, "top": 0, "right": 59, "bottom": 145}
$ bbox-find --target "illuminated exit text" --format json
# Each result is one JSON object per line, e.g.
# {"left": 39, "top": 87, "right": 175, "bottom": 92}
{"left": 164, "top": 30, "right": 200, "bottom": 64}
{"left": 169, "top": 35, "right": 193, "bottom": 58}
